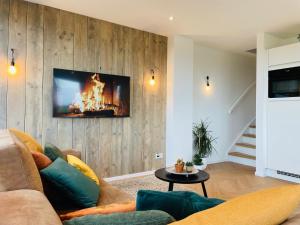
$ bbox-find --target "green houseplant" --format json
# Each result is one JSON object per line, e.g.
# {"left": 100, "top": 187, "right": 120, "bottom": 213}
{"left": 185, "top": 161, "right": 194, "bottom": 173}
{"left": 193, "top": 120, "right": 216, "bottom": 170}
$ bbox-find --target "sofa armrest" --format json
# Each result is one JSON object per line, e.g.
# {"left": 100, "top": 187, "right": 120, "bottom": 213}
{"left": 62, "top": 149, "right": 81, "bottom": 159}
{"left": 0, "top": 190, "right": 62, "bottom": 225}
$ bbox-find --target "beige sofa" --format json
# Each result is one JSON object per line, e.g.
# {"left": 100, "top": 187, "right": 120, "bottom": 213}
{"left": 0, "top": 129, "right": 133, "bottom": 225}
{"left": 0, "top": 129, "right": 299, "bottom": 225}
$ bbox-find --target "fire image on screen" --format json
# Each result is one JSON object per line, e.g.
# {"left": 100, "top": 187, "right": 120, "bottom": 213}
{"left": 53, "top": 68, "right": 130, "bottom": 118}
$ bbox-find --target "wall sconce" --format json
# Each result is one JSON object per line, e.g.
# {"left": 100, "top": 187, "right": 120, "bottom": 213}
{"left": 8, "top": 49, "right": 16, "bottom": 76}
{"left": 149, "top": 68, "right": 156, "bottom": 86}
{"left": 206, "top": 76, "right": 210, "bottom": 87}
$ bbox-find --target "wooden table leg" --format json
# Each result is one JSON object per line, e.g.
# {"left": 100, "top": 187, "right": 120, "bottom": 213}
{"left": 201, "top": 182, "right": 208, "bottom": 197}
{"left": 168, "top": 182, "right": 174, "bottom": 191}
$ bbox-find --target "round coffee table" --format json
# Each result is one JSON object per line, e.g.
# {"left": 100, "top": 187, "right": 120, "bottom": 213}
{"left": 155, "top": 168, "right": 210, "bottom": 197}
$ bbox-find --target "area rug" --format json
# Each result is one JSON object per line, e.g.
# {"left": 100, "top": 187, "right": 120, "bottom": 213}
{"left": 109, "top": 175, "right": 194, "bottom": 198}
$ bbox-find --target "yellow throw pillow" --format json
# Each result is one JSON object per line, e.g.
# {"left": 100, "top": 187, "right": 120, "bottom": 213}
{"left": 67, "top": 154, "right": 99, "bottom": 185}
{"left": 9, "top": 128, "right": 43, "bottom": 153}
{"left": 170, "top": 185, "right": 300, "bottom": 225}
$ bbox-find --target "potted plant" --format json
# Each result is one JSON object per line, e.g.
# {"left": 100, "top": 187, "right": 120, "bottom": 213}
{"left": 193, "top": 120, "right": 216, "bottom": 170}
{"left": 185, "top": 161, "right": 194, "bottom": 173}
{"left": 175, "top": 159, "right": 185, "bottom": 173}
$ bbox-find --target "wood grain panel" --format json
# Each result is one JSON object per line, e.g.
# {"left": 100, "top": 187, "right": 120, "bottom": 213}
{"left": 97, "top": 20, "right": 113, "bottom": 178}
{"left": 7, "top": 0, "right": 27, "bottom": 130}
{"left": 42, "top": 6, "right": 59, "bottom": 145}
{"left": 1, "top": 0, "right": 167, "bottom": 178}
{"left": 25, "top": 2, "right": 43, "bottom": 143}
{"left": 85, "top": 18, "right": 101, "bottom": 176}
{"left": 130, "top": 29, "right": 145, "bottom": 173}
{"left": 56, "top": 10, "right": 74, "bottom": 149}
{"left": 0, "top": 0, "right": 9, "bottom": 129}
{"left": 111, "top": 24, "right": 125, "bottom": 176}
{"left": 73, "top": 14, "right": 88, "bottom": 161}
{"left": 121, "top": 27, "right": 133, "bottom": 174}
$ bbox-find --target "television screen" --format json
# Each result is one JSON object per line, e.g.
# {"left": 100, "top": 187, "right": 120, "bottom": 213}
{"left": 53, "top": 68, "right": 130, "bottom": 118}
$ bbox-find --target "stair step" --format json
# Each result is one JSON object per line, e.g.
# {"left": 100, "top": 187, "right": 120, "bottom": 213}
{"left": 236, "top": 142, "right": 256, "bottom": 149}
{"left": 228, "top": 155, "right": 256, "bottom": 167}
{"left": 228, "top": 152, "right": 256, "bottom": 160}
{"left": 249, "top": 125, "right": 256, "bottom": 128}
{"left": 243, "top": 133, "right": 256, "bottom": 138}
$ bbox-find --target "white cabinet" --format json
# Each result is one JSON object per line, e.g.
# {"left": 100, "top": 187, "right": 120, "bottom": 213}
{"left": 269, "top": 43, "right": 300, "bottom": 67}
{"left": 267, "top": 100, "right": 300, "bottom": 175}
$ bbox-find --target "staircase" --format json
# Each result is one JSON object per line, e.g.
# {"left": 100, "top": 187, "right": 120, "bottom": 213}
{"left": 228, "top": 123, "right": 256, "bottom": 167}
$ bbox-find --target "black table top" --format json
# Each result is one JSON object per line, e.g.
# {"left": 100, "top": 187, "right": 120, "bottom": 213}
{"left": 155, "top": 168, "right": 210, "bottom": 184}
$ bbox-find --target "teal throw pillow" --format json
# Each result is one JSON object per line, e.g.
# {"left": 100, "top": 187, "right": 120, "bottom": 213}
{"left": 63, "top": 210, "right": 175, "bottom": 225}
{"left": 40, "top": 158, "right": 99, "bottom": 208}
{"left": 44, "top": 143, "right": 67, "bottom": 161}
{"left": 42, "top": 176, "right": 80, "bottom": 211}
{"left": 136, "top": 190, "right": 224, "bottom": 220}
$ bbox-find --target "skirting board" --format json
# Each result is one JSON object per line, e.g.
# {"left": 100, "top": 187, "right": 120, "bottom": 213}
{"left": 104, "top": 170, "right": 155, "bottom": 182}
{"left": 265, "top": 169, "right": 300, "bottom": 184}
{"left": 104, "top": 160, "right": 226, "bottom": 182}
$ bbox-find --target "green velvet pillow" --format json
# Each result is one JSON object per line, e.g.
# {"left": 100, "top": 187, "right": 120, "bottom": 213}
{"left": 40, "top": 158, "right": 99, "bottom": 208}
{"left": 63, "top": 210, "right": 175, "bottom": 225}
{"left": 42, "top": 176, "right": 80, "bottom": 211}
{"left": 44, "top": 143, "right": 67, "bottom": 161}
{"left": 136, "top": 190, "right": 224, "bottom": 220}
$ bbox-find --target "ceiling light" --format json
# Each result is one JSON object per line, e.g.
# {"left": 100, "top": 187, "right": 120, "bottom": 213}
{"left": 169, "top": 16, "right": 174, "bottom": 21}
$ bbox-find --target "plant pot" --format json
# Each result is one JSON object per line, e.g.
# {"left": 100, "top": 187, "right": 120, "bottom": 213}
{"left": 195, "top": 157, "right": 208, "bottom": 170}
{"left": 175, "top": 164, "right": 184, "bottom": 173}
{"left": 186, "top": 165, "right": 194, "bottom": 173}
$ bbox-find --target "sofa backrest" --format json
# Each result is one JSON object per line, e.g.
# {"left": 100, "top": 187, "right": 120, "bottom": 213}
{"left": 0, "top": 130, "right": 43, "bottom": 192}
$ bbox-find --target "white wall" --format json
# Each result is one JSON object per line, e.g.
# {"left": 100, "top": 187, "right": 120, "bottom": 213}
{"left": 193, "top": 45, "right": 256, "bottom": 163}
{"left": 166, "top": 36, "right": 194, "bottom": 166}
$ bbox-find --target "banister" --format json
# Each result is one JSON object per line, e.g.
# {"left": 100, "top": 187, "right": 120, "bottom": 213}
{"left": 228, "top": 81, "right": 256, "bottom": 114}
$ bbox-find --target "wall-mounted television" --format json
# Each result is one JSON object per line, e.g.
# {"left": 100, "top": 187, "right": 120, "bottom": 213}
{"left": 53, "top": 68, "right": 130, "bottom": 118}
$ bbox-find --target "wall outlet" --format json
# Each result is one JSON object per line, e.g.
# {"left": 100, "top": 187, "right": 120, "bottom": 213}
{"left": 155, "top": 153, "right": 163, "bottom": 159}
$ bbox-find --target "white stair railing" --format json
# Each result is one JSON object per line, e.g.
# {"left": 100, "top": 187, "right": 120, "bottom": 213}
{"left": 228, "top": 81, "right": 256, "bottom": 114}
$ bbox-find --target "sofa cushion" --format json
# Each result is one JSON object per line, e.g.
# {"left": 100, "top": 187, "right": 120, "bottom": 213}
{"left": 9, "top": 128, "right": 43, "bottom": 153}
{"left": 0, "top": 130, "right": 43, "bottom": 192}
{"left": 137, "top": 190, "right": 224, "bottom": 220}
{"left": 62, "top": 210, "right": 175, "bottom": 225}
{"left": 42, "top": 176, "right": 80, "bottom": 211}
{"left": 41, "top": 158, "right": 99, "bottom": 208}
{"left": 44, "top": 143, "right": 67, "bottom": 161}
{"left": 67, "top": 154, "right": 99, "bottom": 185}
{"left": 170, "top": 185, "right": 300, "bottom": 225}
{"left": 60, "top": 201, "right": 136, "bottom": 221}
{"left": 32, "top": 151, "right": 52, "bottom": 170}
{"left": 97, "top": 177, "right": 133, "bottom": 206}
{"left": 0, "top": 189, "right": 62, "bottom": 225}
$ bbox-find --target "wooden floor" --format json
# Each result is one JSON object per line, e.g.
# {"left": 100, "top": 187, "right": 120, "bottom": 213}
{"left": 182, "top": 162, "right": 291, "bottom": 200}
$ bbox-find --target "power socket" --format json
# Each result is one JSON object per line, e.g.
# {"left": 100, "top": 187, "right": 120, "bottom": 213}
{"left": 155, "top": 153, "right": 163, "bottom": 159}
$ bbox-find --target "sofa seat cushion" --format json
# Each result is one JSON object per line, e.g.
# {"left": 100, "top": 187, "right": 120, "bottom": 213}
{"left": 137, "top": 190, "right": 224, "bottom": 220}
{"left": 170, "top": 185, "right": 300, "bottom": 225}
{"left": 0, "top": 189, "right": 62, "bottom": 225}
{"left": 97, "top": 178, "right": 133, "bottom": 206}
{"left": 41, "top": 158, "right": 99, "bottom": 208}
{"left": 0, "top": 130, "right": 43, "bottom": 192}
{"left": 62, "top": 210, "right": 175, "bottom": 225}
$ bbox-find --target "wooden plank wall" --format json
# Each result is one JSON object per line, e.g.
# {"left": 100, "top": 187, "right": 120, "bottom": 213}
{"left": 0, "top": 0, "right": 167, "bottom": 177}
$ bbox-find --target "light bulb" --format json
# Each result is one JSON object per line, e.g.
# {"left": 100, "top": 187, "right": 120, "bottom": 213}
{"left": 8, "top": 65, "right": 16, "bottom": 75}
{"left": 149, "top": 76, "right": 155, "bottom": 86}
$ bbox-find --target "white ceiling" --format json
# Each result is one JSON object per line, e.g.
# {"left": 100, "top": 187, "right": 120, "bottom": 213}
{"left": 28, "top": 0, "right": 300, "bottom": 55}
